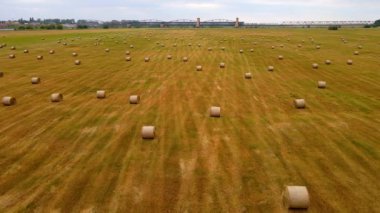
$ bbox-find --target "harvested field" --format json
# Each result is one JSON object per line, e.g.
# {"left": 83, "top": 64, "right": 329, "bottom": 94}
{"left": 0, "top": 28, "right": 379, "bottom": 212}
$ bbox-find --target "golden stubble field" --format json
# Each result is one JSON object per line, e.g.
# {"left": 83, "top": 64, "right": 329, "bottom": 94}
{"left": 0, "top": 28, "right": 379, "bottom": 212}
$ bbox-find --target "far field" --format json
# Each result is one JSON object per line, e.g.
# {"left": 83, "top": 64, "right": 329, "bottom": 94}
{"left": 0, "top": 28, "right": 379, "bottom": 212}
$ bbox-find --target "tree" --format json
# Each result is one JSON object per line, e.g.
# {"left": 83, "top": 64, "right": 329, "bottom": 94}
{"left": 374, "top": 19, "right": 380, "bottom": 27}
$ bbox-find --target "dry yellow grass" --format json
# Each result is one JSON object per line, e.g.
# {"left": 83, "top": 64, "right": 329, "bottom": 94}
{"left": 0, "top": 28, "right": 379, "bottom": 212}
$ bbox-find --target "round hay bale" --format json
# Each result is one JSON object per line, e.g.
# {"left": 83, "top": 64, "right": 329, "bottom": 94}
{"left": 24, "top": 49, "right": 29, "bottom": 53}
{"left": 354, "top": 51, "right": 359, "bottom": 55}
{"left": 294, "top": 99, "right": 306, "bottom": 109}
{"left": 51, "top": 93, "right": 63, "bottom": 102}
{"left": 2, "top": 96, "right": 16, "bottom": 106}
{"left": 325, "top": 60, "right": 331, "bottom": 65}
{"left": 347, "top": 59, "right": 353, "bottom": 65}
{"left": 72, "top": 52, "right": 78, "bottom": 57}
{"left": 208, "top": 47, "right": 213, "bottom": 51}
{"left": 357, "top": 45, "right": 363, "bottom": 49}
{"left": 173, "top": 43, "right": 177, "bottom": 47}
{"left": 11, "top": 46, "right": 16, "bottom": 50}
{"left": 316, "top": 45, "right": 321, "bottom": 49}
{"left": 250, "top": 49, "right": 254, "bottom": 52}
{"left": 9, "top": 54, "right": 16, "bottom": 59}
{"left": 144, "top": 57, "right": 150, "bottom": 62}
{"left": 297, "top": 44, "right": 302, "bottom": 48}
{"left": 188, "top": 43, "right": 192, "bottom": 47}
{"left": 105, "top": 48, "right": 110, "bottom": 52}
{"left": 37, "top": 55, "right": 43, "bottom": 60}
{"left": 267, "top": 66, "right": 274, "bottom": 72}
{"left": 318, "top": 81, "right": 326, "bottom": 89}
{"left": 278, "top": 55, "right": 284, "bottom": 60}
{"left": 280, "top": 44, "right": 284, "bottom": 48}
{"left": 129, "top": 95, "right": 140, "bottom": 104}
{"left": 239, "top": 49, "right": 244, "bottom": 53}
{"left": 75, "top": 60, "right": 81, "bottom": 65}
{"left": 210, "top": 106, "right": 221, "bottom": 117}
{"left": 141, "top": 126, "right": 155, "bottom": 139}
{"left": 197, "top": 44, "right": 201, "bottom": 47}
{"left": 125, "top": 51, "right": 130, "bottom": 55}
{"left": 196, "top": 65, "right": 202, "bottom": 71}
{"left": 130, "top": 45, "right": 134, "bottom": 48}
{"left": 220, "top": 63, "right": 225, "bottom": 68}
{"left": 63, "top": 43, "right": 68, "bottom": 46}
{"left": 271, "top": 46, "right": 275, "bottom": 49}
{"left": 283, "top": 186, "right": 310, "bottom": 209}
{"left": 245, "top": 72, "right": 252, "bottom": 79}
{"left": 0, "top": 72, "right": 3, "bottom": 77}
{"left": 31, "top": 77, "right": 41, "bottom": 84}
{"left": 97, "top": 90, "right": 106, "bottom": 99}
{"left": 182, "top": 57, "right": 188, "bottom": 62}
{"left": 221, "top": 47, "right": 225, "bottom": 51}
{"left": 312, "top": 63, "right": 319, "bottom": 69}
{"left": 126, "top": 56, "right": 132, "bottom": 61}
{"left": 49, "top": 50, "right": 55, "bottom": 54}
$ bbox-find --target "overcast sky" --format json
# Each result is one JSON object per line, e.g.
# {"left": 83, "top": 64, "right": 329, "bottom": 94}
{"left": 0, "top": 0, "right": 379, "bottom": 22}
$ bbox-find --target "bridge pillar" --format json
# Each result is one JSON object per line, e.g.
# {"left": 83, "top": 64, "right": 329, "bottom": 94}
{"left": 196, "top": 18, "right": 201, "bottom": 28}
{"left": 235, "top": 17, "right": 239, "bottom": 28}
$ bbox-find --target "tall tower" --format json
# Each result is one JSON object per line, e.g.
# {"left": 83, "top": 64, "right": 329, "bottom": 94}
{"left": 196, "top": 18, "right": 201, "bottom": 28}
{"left": 235, "top": 17, "right": 239, "bottom": 28}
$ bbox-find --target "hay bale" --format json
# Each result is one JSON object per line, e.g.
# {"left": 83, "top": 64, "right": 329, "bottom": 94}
{"left": 75, "top": 60, "right": 81, "bottom": 65}
{"left": 283, "top": 186, "right": 310, "bottom": 209}
{"left": 210, "top": 106, "right": 221, "bottom": 117}
{"left": 166, "top": 55, "right": 172, "bottom": 59}
{"left": 316, "top": 45, "right": 321, "bottom": 49}
{"left": 250, "top": 49, "right": 254, "bottom": 52}
{"left": 130, "top": 45, "right": 134, "bottom": 48}
{"left": 318, "top": 81, "right": 326, "bottom": 89}
{"left": 126, "top": 56, "right": 131, "bottom": 61}
{"left": 354, "top": 51, "right": 359, "bottom": 55}
{"left": 220, "top": 63, "right": 225, "bottom": 68}
{"left": 141, "top": 126, "right": 155, "bottom": 139}
{"left": 97, "top": 90, "right": 106, "bottom": 99}
{"left": 49, "top": 50, "right": 55, "bottom": 54}
{"left": 312, "top": 63, "right": 319, "bottom": 69}
{"left": 271, "top": 46, "right": 275, "bottom": 49}
{"left": 9, "top": 54, "right": 15, "bottom": 59}
{"left": 208, "top": 47, "right": 213, "bottom": 51}
{"left": 2, "top": 96, "right": 16, "bottom": 106}
{"left": 144, "top": 57, "right": 150, "bottom": 62}
{"left": 278, "top": 55, "right": 284, "bottom": 60}
{"left": 24, "top": 49, "right": 29, "bottom": 53}
{"left": 37, "top": 55, "right": 43, "bottom": 60}
{"left": 125, "top": 51, "right": 130, "bottom": 55}
{"left": 239, "top": 49, "right": 244, "bottom": 53}
{"left": 105, "top": 48, "right": 110, "bottom": 52}
{"left": 358, "top": 45, "right": 363, "bottom": 49}
{"left": 51, "top": 93, "right": 63, "bottom": 102}
{"left": 196, "top": 65, "right": 202, "bottom": 71}
{"left": 325, "top": 60, "right": 331, "bottom": 65}
{"left": 294, "top": 99, "right": 306, "bottom": 109}
{"left": 188, "top": 43, "right": 192, "bottom": 47}
{"left": 280, "top": 44, "right": 284, "bottom": 48}
{"left": 173, "top": 43, "right": 177, "bottom": 47}
{"left": 298, "top": 44, "right": 302, "bottom": 48}
{"left": 347, "top": 59, "right": 353, "bottom": 65}
{"left": 31, "top": 77, "right": 40, "bottom": 84}
{"left": 221, "top": 47, "right": 225, "bottom": 51}
{"left": 183, "top": 57, "right": 188, "bottom": 62}
{"left": 245, "top": 72, "right": 252, "bottom": 79}
{"left": 0, "top": 72, "right": 3, "bottom": 77}
{"left": 198, "top": 44, "right": 201, "bottom": 47}
{"left": 129, "top": 95, "right": 140, "bottom": 104}
{"left": 11, "top": 46, "right": 16, "bottom": 50}
{"left": 72, "top": 52, "right": 78, "bottom": 57}
{"left": 267, "top": 66, "right": 274, "bottom": 71}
